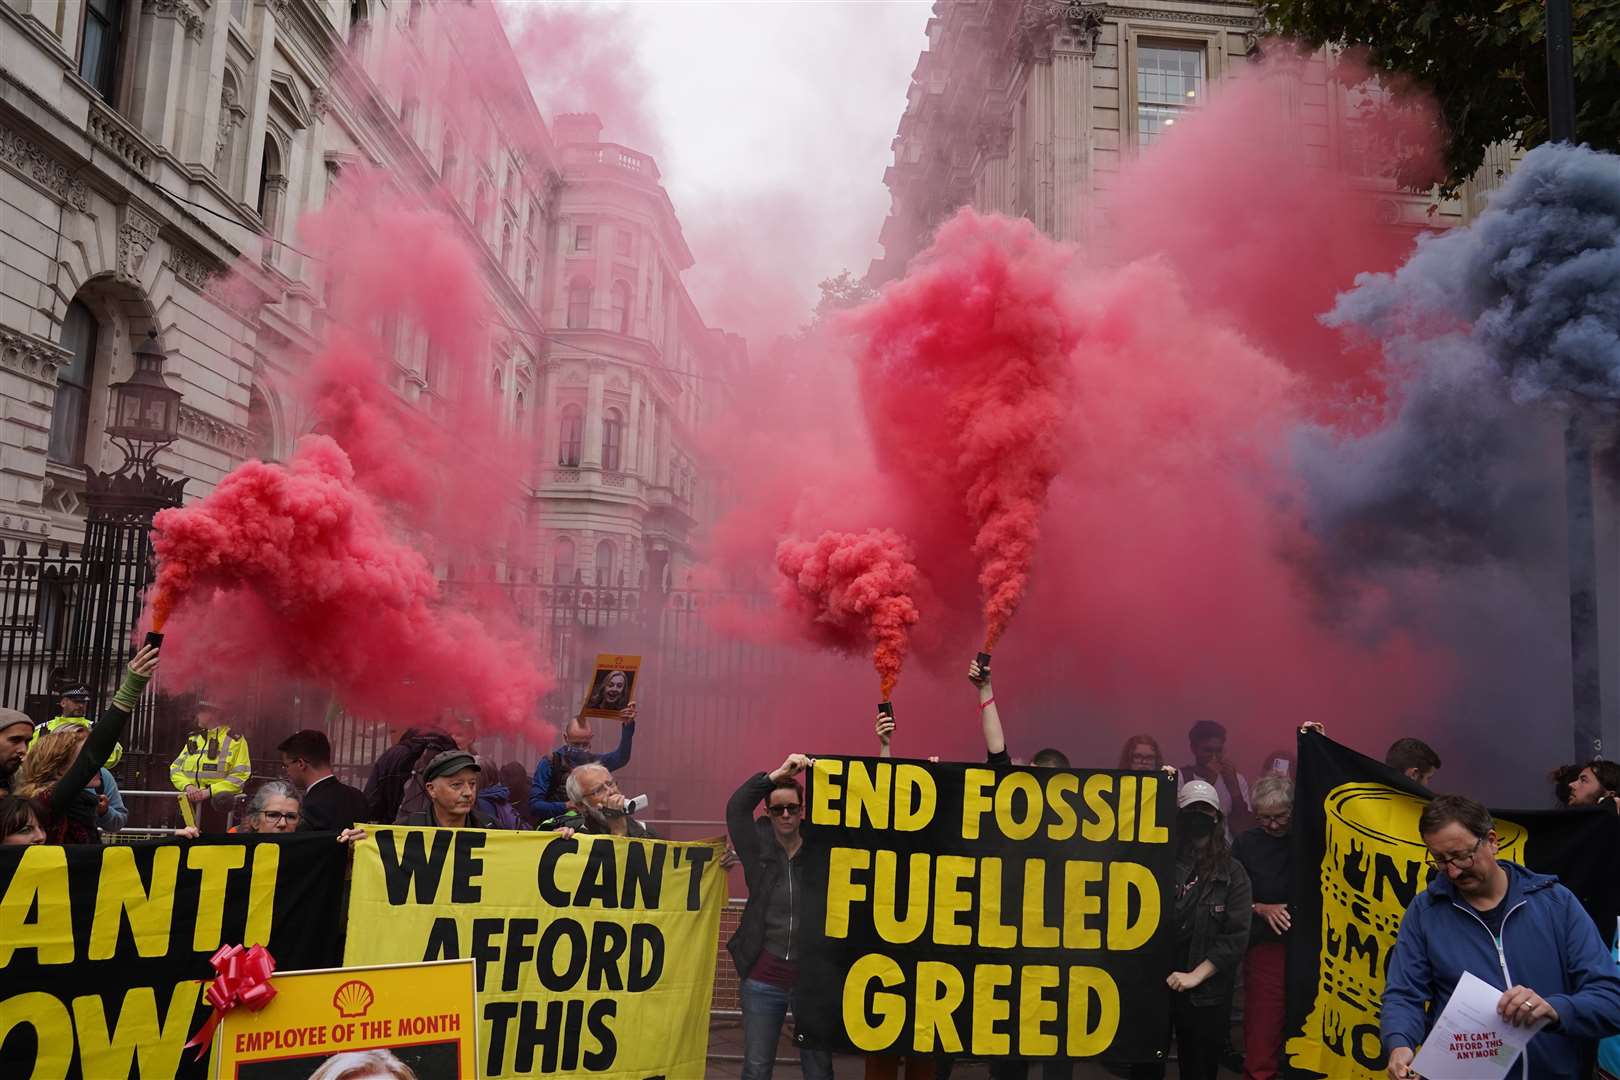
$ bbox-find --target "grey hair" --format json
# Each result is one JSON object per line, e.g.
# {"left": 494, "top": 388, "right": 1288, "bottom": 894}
{"left": 1251, "top": 774, "right": 1294, "bottom": 813}
{"left": 246, "top": 780, "right": 299, "bottom": 819}
{"left": 565, "top": 762, "right": 609, "bottom": 804}
{"left": 308, "top": 1050, "right": 417, "bottom": 1080}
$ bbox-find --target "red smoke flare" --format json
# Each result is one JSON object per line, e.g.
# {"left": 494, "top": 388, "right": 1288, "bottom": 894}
{"left": 847, "top": 213, "right": 1075, "bottom": 650}
{"left": 775, "top": 529, "right": 924, "bottom": 699}
{"left": 147, "top": 438, "right": 548, "bottom": 732}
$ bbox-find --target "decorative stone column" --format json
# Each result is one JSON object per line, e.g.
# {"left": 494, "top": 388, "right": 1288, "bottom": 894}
{"left": 582, "top": 359, "right": 606, "bottom": 469}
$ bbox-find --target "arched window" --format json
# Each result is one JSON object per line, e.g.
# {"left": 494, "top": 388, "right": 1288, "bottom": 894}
{"left": 348, "top": 0, "right": 370, "bottom": 46}
{"left": 553, "top": 538, "right": 576, "bottom": 584}
{"left": 79, "top": 0, "right": 126, "bottom": 102}
{"left": 566, "top": 277, "right": 591, "bottom": 330}
{"left": 474, "top": 181, "right": 491, "bottom": 236}
{"left": 611, "top": 280, "right": 632, "bottom": 335}
{"left": 504, "top": 166, "right": 518, "bottom": 205}
{"left": 491, "top": 367, "right": 503, "bottom": 400}
{"left": 257, "top": 136, "right": 285, "bottom": 256}
{"left": 557, "top": 404, "right": 583, "bottom": 466}
{"left": 595, "top": 540, "right": 617, "bottom": 586}
{"left": 501, "top": 220, "right": 514, "bottom": 270}
{"left": 524, "top": 259, "right": 536, "bottom": 301}
{"left": 602, "top": 407, "right": 623, "bottom": 472}
{"left": 514, "top": 389, "right": 526, "bottom": 435}
{"left": 441, "top": 131, "right": 458, "bottom": 188}
{"left": 49, "top": 300, "right": 99, "bottom": 466}
{"left": 528, "top": 201, "right": 542, "bottom": 243}
{"left": 247, "top": 387, "right": 276, "bottom": 461}
{"left": 424, "top": 338, "right": 445, "bottom": 392}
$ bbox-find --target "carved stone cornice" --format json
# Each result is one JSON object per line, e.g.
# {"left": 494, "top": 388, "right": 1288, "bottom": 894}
{"left": 146, "top": 0, "right": 207, "bottom": 40}
{"left": 1105, "top": 4, "right": 1265, "bottom": 31}
{"left": 178, "top": 405, "right": 255, "bottom": 457}
{"left": 0, "top": 329, "right": 71, "bottom": 385}
{"left": 0, "top": 125, "right": 89, "bottom": 210}
{"left": 117, "top": 205, "right": 160, "bottom": 284}
{"left": 166, "top": 244, "right": 223, "bottom": 292}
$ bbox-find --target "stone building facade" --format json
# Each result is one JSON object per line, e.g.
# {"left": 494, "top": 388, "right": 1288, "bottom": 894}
{"left": 0, "top": 0, "right": 735, "bottom": 593}
{"left": 869, "top": 0, "right": 1517, "bottom": 282}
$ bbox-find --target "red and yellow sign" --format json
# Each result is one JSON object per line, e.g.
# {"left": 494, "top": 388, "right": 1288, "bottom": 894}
{"left": 212, "top": 959, "right": 477, "bottom": 1078}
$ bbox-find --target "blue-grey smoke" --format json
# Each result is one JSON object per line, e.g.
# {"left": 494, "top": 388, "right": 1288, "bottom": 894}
{"left": 1297, "top": 142, "right": 1620, "bottom": 567}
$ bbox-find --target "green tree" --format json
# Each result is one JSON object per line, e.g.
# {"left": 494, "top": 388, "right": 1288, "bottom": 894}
{"left": 808, "top": 269, "right": 877, "bottom": 331}
{"left": 1261, "top": 0, "right": 1620, "bottom": 192}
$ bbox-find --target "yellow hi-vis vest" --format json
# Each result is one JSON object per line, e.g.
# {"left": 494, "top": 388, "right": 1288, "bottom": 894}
{"left": 32, "top": 716, "right": 123, "bottom": 769}
{"left": 169, "top": 726, "right": 251, "bottom": 797}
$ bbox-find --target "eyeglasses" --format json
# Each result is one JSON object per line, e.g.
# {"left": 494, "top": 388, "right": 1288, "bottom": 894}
{"left": 583, "top": 777, "right": 619, "bottom": 799}
{"left": 767, "top": 804, "right": 802, "bottom": 818}
{"left": 1425, "top": 836, "right": 1485, "bottom": 871}
{"left": 260, "top": 811, "right": 299, "bottom": 824}
{"left": 1257, "top": 811, "right": 1292, "bottom": 826}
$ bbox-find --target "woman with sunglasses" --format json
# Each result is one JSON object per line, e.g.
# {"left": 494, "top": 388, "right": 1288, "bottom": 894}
{"left": 725, "top": 752, "right": 831, "bottom": 1080}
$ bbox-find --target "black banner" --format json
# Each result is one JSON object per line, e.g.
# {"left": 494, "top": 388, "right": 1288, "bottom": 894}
{"left": 1284, "top": 731, "right": 1620, "bottom": 1079}
{"left": 796, "top": 756, "right": 1177, "bottom": 1061}
{"left": 0, "top": 834, "right": 347, "bottom": 1079}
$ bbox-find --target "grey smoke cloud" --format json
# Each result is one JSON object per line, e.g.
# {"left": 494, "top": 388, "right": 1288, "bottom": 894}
{"left": 1297, "top": 142, "right": 1620, "bottom": 568}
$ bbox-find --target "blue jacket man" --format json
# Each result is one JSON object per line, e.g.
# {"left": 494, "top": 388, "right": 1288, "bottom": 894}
{"left": 528, "top": 705, "right": 636, "bottom": 823}
{"left": 1382, "top": 795, "right": 1620, "bottom": 1080}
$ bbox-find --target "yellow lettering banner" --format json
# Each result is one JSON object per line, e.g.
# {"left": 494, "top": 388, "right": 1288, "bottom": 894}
{"left": 343, "top": 827, "right": 725, "bottom": 1079}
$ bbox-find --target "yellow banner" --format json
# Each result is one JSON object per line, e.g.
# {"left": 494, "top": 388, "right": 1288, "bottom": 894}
{"left": 343, "top": 827, "right": 724, "bottom": 1079}
{"left": 213, "top": 959, "right": 477, "bottom": 1078}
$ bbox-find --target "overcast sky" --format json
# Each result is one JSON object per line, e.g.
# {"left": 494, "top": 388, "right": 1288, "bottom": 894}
{"left": 498, "top": 0, "right": 931, "bottom": 343}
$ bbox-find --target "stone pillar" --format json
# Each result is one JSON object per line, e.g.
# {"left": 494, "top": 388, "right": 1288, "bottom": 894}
{"left": 625, "top": 376, "right": 642, "bottom": 479}
{"left": 1023, "top": 58, "right": 1054, "bottom": 233}
{"left": 129, "top": 0, "right": 202, "bottom": 147}
{"left": 582, "top": 359, "right": 605, "bottom": 468}
{"left": 1051, "top": 36, "right": 1095, "bottom": 243}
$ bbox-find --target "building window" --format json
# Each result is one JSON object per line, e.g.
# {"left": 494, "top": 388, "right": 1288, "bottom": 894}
{"left": 602, "top": 408, "right": 623, "bottom": 472}
{"left": 424, "top": 338, "right": 445, "bottom": 392}
{"left": 79, "top": 0, "right": 125, "bottom": 103}
{"left": 557, "top": 404, "right": 583, "bottom": 466}
{"left": 257, "top": 136, "right": 286, "bottom": 245}
{"left": 501, "top": 221, "right": 515, "bottom": 270}
{"left": 474, "top": 181, "right": 492, "bottom": 236}
{"left": 574, "top": 224, "right": 593, "bottom": 252}
{"left": 1136, "top": 41, "right": 1205, "bottom": 148}
{"left": 49, "top": 300, "right": 98, "bottom": 466}
{"left": 524, "top": 259, "right": 536, "bottom": 301}
{"left": 610, "top": 281, "right": 632, "bottom": 335}
{"left": 529, "top": 201, "right": 543, "bottom": 243}
{"left": 553, "top": 538, "right": 576, "bottom": 584}
{"left": 567, "top": 277, "right": 591, "bottom": 329}
{"left": 595, "top": 540, "right": 617, "bottom": 586}
{"left": 615, "top": 229, "right": 632, "bottom": 257}
{"left": 348, "top": 0, "right": 370, "bottom": 46}
{"left": 491, "top": 367, "right": 503, "bottom": 400}
{"left": 514, "top": 390, "right": 526, "bottom": 434}
{"left": 248, "top": 387, "right": 276, "bottom": 461}
{"left": 441, "top": 131, "right": 458, "bottom": 187}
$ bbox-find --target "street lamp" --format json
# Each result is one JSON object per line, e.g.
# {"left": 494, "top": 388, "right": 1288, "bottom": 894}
{"left": 105, "top": 330, "right": 183, "bottom": 473}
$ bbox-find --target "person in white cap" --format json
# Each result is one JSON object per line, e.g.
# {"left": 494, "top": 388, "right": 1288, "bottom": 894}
{"left": 0, "top": 708, "right": 33, "bottom": 793}
{"left": 1131, "top": 779, "right": 1254, "bottom": 1080}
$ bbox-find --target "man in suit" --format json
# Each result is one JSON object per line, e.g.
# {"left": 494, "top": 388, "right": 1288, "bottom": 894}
{"left": 278, "top": 728, "right": 369, "bottom": 832}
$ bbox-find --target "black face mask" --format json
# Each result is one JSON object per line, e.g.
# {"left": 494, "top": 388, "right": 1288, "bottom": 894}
{"left": 1178, "top": 811, "right": 1218, "bottom": 841}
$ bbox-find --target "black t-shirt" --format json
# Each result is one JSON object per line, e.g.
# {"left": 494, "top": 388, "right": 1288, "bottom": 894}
{"left": 1233, "top": 826, "right": 1292, "bottom": 941}
{"left": 987, "top": 748, "right": 1011, "bottom": 766}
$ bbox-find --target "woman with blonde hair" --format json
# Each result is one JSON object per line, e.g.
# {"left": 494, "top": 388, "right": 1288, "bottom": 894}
{"left": 307, "top": 1049, "right": 417, "bottom": 1080}
{"left": 12, "top": 645, "right": 159, "bottom": 843}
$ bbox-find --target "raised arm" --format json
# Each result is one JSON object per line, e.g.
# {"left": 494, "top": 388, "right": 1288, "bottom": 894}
{"left": 51, "top": 646, "right": 158, "bottom": 816}
{"left": 600, "top": 702, "right": 636, "bottom": 770}
{"left": 969, "top": 659, "right": 1007, "bottom": 762}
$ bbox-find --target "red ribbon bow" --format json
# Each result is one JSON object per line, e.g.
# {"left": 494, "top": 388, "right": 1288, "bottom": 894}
{"left": 184, "top": 944, "right": 278, "bottom": 1059}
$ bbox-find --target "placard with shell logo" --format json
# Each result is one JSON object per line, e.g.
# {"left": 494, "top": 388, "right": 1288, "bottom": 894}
{"left": 211, "top": 958, "right": 477, "bottom": 1079}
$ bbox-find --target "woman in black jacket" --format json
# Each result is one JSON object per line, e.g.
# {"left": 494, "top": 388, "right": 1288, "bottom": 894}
{"left": 13, "top": 645, "right": 158, "bottom": 843}
{"left": 1132, "top": 778, "right": 1253, "bottom": 1080}
{"left": 726, "top": 753, "right": 832, "bottom": 1080}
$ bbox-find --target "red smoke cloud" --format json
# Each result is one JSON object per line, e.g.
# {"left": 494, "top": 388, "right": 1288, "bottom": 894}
{"left": 774, "top": 529, "right": 925, "bottom": 699}
{"left": 846, "top": 214, "right": 1075, "bottom": 650}
{"left": 149, "top": 438, "right": 549, "bottom": 732}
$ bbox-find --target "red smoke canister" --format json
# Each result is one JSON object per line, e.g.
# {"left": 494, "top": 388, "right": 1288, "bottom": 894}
{"left": 878, "top": 700, "right": 895, "bottom": 725}
{"left": 975, "top": 651, "right": 992, "bottom": 681}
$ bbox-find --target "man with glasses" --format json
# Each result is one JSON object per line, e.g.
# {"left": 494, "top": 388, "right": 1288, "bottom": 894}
{"left": 1382, "top": 794, "right": 1620, "bottom": 1079}
{"left": 554, "top": 761, "right": 657, "bottom": 839}
{"left": 279, "top": 728, "right": 369, "bottom": 832}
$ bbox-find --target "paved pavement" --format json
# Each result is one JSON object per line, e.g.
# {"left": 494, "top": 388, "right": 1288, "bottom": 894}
{"left": 704, "top": 1020, "right": 1217, "bottom": 1078}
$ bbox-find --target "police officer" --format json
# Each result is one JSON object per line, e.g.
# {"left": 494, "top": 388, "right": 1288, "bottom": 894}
{"left": 33, "top": 684, "right": 123, "bottom": 769}
{"left": 169, "top": 700, "right": 251, "bottom": 832}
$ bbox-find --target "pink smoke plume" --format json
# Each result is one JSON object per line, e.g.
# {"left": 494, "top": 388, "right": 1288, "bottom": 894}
{"left": 845, "top": 213, "right": 1076, "bottom": 651}
{"left": 148, "top": 438, "right": 549, "bottom": 732}
{"left": 775, "top": 529, "right": 925, "bottom": 699}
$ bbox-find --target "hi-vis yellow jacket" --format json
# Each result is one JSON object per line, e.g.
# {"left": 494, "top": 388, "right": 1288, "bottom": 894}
{"left": 169, "top": 726, "right": 251, "bottom": 796}
{"left": 33, "top": 715, "right": 123, "bottom": 769}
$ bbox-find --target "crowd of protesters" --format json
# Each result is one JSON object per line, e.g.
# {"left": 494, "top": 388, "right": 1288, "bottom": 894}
{"left": 4, "top": 649, "right": 1620, "bottom": 1080}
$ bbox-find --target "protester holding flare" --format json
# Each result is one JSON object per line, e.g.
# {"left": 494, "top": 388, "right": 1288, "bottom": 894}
{"left": 727, "top": 752, "right": 833, "bottom": 1080}
{"left": 12, "top": 644, "right": 159, "bottom": 843}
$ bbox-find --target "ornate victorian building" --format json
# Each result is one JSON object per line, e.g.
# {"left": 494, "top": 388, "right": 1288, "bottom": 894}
{"left": 869, "top": 0, "right": 1515, "bottom": 282}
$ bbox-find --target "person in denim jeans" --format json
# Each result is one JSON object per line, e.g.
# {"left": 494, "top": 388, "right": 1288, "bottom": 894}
{"left": 726, "top": 753, "right": 833, "bottom": 1080}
